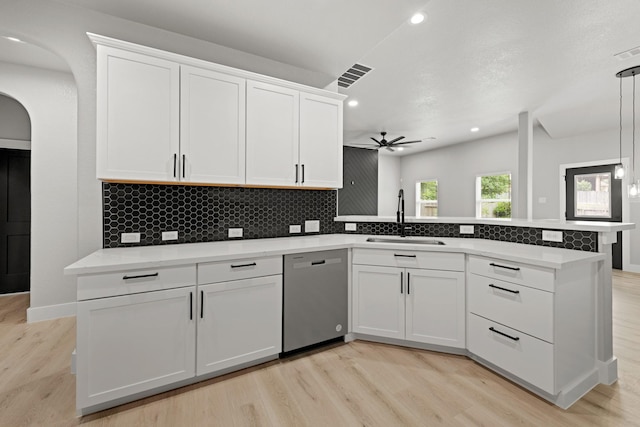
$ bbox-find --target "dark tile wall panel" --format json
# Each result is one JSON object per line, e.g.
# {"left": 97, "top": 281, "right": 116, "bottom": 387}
{"left": 338, "top": 147, "right": 378, "bottom": 215}
{"left": 102, "top": 183, "right": 598, "bottom": 252}
{"left": 103, "top": 183, "right": 337, "bottom": 248}
{"left": 334, "top": 222, "right": 598, "bottom": 252}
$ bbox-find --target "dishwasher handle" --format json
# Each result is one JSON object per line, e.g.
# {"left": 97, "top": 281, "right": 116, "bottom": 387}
{"left": 311, "top": 260, "right": 326, "bottom": 266}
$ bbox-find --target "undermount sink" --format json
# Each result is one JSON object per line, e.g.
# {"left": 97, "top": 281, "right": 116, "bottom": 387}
{"left": 366, "top": 237, "right": 446, "bottom": 245}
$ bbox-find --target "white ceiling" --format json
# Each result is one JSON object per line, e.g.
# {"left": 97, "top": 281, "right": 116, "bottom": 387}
{"left": 7, "top": 0, "right": 640, "bottom": 155}
{"left": 0, "top": 36, "right": 70, "bottom": 73}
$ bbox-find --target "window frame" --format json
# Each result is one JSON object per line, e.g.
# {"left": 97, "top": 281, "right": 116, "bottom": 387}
{"left": 475, "top": 172, "right": 512, "bottom": 219}
{"left": 415, "top": 178, "right": 438, "bottom": 218}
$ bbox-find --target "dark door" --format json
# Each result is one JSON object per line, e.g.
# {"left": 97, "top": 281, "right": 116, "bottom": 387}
{"left": 0, "top": 149, "right": 31, "bottom": 294}
{"left": 566, "top": 164, "right": 622, "bottom": 269}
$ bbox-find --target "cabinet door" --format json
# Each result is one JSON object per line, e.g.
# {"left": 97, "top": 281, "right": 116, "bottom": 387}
{"left": 405, "top": 269, "right": 465, "bottom": 348}
{"left": 352, "top": 265, "right": 404, "bottom": 339}
{"left": 197, "top": 275, "right": 282, "bottom": 376}
{"left": 180, "top": 66, "right": 246, "bottom": 184}
{"left": 76, "top": 286, "right": 196, "bottom": 410}
{"left": 299, "top": 92, "right": 343, "bottom": 188}
{"left": 96, "top": 46, "right": 180, "bottom": 181}
{"left": 245, "top": 81, "right": 299, "bottom": 186}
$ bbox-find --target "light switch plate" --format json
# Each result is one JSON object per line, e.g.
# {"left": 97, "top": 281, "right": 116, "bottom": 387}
{"left": 289, "top": 225, "right": 301, "bottom": 234}
{"left": 542, "top": 230, "right": 563, "bottom": 242}
{"left": 459, "top": 225, "right": 474, "bottom": 234}
{"left": 305, "top": 220, "right": 320, "bottom": 233}
{"left": 345, "top": 223, "right": 357, "bottom": 231}
{"left": 121, "top": 232, "right": 140, "bottom": 243}
{"left": 162, "top": 231, "right": 178, "bottom": 241}
{"left": 228, "top": 228, "right": 243, "bottom": 238}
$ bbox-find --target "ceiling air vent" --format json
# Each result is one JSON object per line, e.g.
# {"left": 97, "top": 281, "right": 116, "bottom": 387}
{"left": 614, "top": 45, "right": 640, "bottom": 61}
{"left": 338, "top": 63, "right": 373, "bottom": 89}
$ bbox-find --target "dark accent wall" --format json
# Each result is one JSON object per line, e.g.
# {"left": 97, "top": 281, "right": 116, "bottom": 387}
{"left": 338, "top": 146, "right": 378, "bottom": 215}
{"left": 103, "top": 183, "right": 337, "bottom": 248}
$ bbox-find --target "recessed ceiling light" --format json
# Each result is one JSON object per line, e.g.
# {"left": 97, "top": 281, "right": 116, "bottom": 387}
{"left": 397, "top": 147, "right": 405, "bottom": 151}
{"left": 4, "top": 36, "right": 23, "bottom": 43}
{"left": 410, "top": 13, "right": 425, "bottom": 25}
{"left": 471, "top": 127, "right": 480, "bottom": 132}
{"left": 347, "top": 99, "right": 359, "bottom": 107}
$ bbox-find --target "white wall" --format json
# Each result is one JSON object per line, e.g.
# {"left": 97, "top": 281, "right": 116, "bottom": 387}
{"left": 0, "top": 0, "right": 335, "bottom": 317}
{"left": 0, "top": 94, "right": 31, "bottom": 143}
{"left": 378, "top": 154, "right": 401, "bottom": 216}
{"left": 399, "top": 132, "right": 518, "bottom": 217}
{"left": 0, "top": 62, "right": 78, "bottom": 319}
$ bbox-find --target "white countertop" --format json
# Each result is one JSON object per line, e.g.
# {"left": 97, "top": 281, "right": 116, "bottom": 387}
{"left": 65, "top": 234, "right": 605, "bottom": 276}
{"left": 334, "top": 216, "right": 635, "bottom": 233}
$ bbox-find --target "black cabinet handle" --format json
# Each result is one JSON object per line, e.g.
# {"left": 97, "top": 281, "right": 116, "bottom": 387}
{"left": 301, "top": 164, "right": 305, "bottom": 183}
{"left": 295, "top": 164, "right": 299, "bottom": 183}
{"left": 394, "top": 254, "right": 417, "bottom": 258}
{"left": 489, "top": 262, "right": 520, "bottom": 271}
{"left": 173, "top": 153, "right": 177, "bottom": 177}
{"left": 231, "top": 262, "right": 257, "bottom": 269}
{"left": 400, "top": 271, "right": 403, "bottom": 294}
{"left": 189, "top": 292, "right": 193, "bottom": 320}
{"left": 123, "top": 272, "right": 158, "bottom": 280}
{"left": 200, "top": 290, "right": 204, "bottom": 319}
{"left": 489, "top": 326, "right": 520, "bottom": 341}
{"left": 407, "top": 272, "right": 411, "bottom": 294}
{"left": 311, "top": 260, "right": 326, "bottom": 265}
{"left": 182, "top": 154, "right": 185, "bottom": 178}
{"left": 488, "top": 284, "right": 520, "bottom": 294}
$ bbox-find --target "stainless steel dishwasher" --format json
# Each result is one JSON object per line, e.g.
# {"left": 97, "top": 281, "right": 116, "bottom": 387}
{"left": 283, "top": 249, "right": 348, "bottom": 353}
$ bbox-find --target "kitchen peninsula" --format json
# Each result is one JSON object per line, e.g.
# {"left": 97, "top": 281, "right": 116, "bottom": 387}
{"left": 66, "top": 218, "right": 632, "bottom": 415}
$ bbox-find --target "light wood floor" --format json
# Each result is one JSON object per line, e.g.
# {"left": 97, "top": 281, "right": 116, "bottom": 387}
{"left": 1, "top": 270, "right": 640, "bottom": 426}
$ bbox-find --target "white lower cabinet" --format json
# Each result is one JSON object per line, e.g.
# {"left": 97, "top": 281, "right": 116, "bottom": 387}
{"left": 352, "top": 249, "right": 465, "bottom": 348}
{"left": 196, "top": 275, "right": 282, "bottom": 375}
{"left": 76, "top": 286, "right": 196, "bottom": 410}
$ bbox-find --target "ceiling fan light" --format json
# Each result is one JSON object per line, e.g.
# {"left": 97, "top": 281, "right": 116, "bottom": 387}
{"left": 410, "top": 13, "right": 425, "bottom": 25}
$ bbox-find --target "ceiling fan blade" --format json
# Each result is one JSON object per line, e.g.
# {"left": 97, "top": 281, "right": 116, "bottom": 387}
{"left": 391, "top": 140, "right": 422, "bottom": 146}
{"left": 385, "top": 146, "right": 394, "bottom": 152}
{"left": 370, "top": 137, "right": 382, "bottom": 146}
{"left": 387, "top": 136, "right": 405, "bottom": 144}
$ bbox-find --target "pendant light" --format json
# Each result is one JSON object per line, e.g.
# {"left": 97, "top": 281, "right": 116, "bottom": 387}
{"left": 616, "top": 65, "right": 640, "bottom": 198}
{"left": 615, "top": 76, "right": 625, "bottom": 179}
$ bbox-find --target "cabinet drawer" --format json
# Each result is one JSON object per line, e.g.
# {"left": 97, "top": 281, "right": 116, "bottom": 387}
{"left": 468, "top": 274, "right": 553, "bottom": 342}
{"left": 468, "top": 313, "right": 554, "bottom": 393}
{"left": 353, "top": 248, "right": 464, "bottom": 272}
{"left": 77, "top": 265, "right": 196, "bottom": 301}
{"left": 468, "top": 255, "right": 555, "bottom": 292}
{"left": 198, "top": 256, "right": 282, "bottom": 284}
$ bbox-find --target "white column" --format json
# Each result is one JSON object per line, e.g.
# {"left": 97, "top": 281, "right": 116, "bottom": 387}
{"left": 517, "top": 111, "right": 533, "bottom": 219}
{"left": 597, "top": 232, "right": 618, "bottom": 384}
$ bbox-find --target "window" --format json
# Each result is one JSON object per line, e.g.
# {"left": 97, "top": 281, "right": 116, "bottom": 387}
{"left": 573, "top": 172, "right": 611, "bottom": 218}
{"left": 416, "top": 180, "right": 438, "bottom": 217}
{"left": 476, "top": 173, "right": 511, "bottom": 218}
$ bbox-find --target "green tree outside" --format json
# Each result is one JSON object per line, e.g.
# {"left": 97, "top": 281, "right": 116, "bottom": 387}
{"left": 481, "top": 174, "right": 511, "bottom": 198}
{"left": 421, "top": 181, "right": 438, "bottom": 200}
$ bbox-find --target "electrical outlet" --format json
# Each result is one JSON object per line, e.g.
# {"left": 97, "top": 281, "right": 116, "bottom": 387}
{"left": 345, "top": 223, "right": 357, "bottom": 231}
{"left": 228, "top": 228, "right": 243, "bottom": 238}
{"left": 289, "top": 225, "right": 301, "bottom": 234}
{"left": 121, "top": 232, "right": 140, "bottom": 243}
{"left": 305, "top": 220, "right": 320, "bottom": 233}
{"left": 459, "top": 225, "right": 474, "bottom": 234}
{"left": 542, "top": 230, "right": 563, "bottom": 242}
{"left": 162, "top": 231, "right": 178, "bottom": 241}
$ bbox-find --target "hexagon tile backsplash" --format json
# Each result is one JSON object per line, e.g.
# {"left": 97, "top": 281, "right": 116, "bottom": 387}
{"left": 103, "top": 183, "right": 598, "bottom": 251}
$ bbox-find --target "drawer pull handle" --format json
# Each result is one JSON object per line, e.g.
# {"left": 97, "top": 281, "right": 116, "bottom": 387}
{"left": 311, "top": 260, "right": 326, "bottom": 265}
{"left": 231, "top": 262, "right": 257, "bottom": 269}
{"left": 489, "top": 327, "right": 520, "bottom": 342}
{"left": 123, "top": 273, "right": 159, "bottom": 280}
{"left": 488, "top": 284, "right": 520, "bottom": 294}
{"left": 394, "top": 254, "right": 417, "bottom": 258}
{"left": 489, "top": 262, "right": 520, "bottom": 271}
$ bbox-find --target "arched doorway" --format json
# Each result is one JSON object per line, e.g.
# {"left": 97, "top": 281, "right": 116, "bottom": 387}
{"left": 0, "top": 94, "right": 31, "bottom": 294}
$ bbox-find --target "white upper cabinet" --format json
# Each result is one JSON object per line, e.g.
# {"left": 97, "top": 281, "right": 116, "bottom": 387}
{"left": 96, "top": 45, "right": 180, "bottom": 181}
{"left": 245, "top": 81, "right": 300, "bottom": 186}
{"left": 299, "top": 92, "right": 343, "bottom": 188}
{"left": 180, "top": 66, "right": 246, "bottom": 184}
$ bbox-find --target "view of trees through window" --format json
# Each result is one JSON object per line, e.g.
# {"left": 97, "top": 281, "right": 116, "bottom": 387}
{"left": 416, "top": 180, "right": 438, "bottom": 217}
{"left": 477, "top": 174, "right": 511, "bottom": 218}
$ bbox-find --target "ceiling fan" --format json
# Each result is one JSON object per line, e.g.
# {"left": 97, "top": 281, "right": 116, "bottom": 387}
{"left": 354, "top": 132, "right": 431, "bottom": 152}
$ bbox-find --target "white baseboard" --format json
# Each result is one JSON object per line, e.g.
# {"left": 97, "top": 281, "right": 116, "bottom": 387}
{"left": 27, "top": 301, "right": 76, "bottom": 323}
